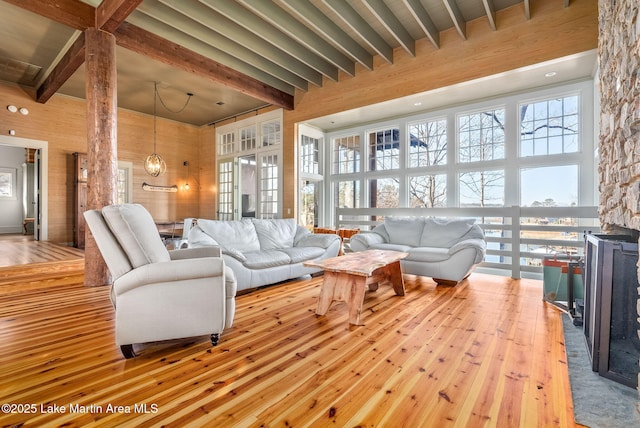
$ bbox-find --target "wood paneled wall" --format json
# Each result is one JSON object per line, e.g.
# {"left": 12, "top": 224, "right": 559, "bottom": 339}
{"left": 0, "top": 0, "right": 598, "bottom": 243}
{"left": 0, "top": 83, "right": 200, "bottom": 244}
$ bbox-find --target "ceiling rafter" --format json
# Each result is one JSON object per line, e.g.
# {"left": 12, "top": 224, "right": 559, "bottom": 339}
{"left": 279, "top": 0, "right": 374, "bottom": 71}
{"left": 482, "top": 0, "right": 497, "bottom": 31}
{"left": 442, "top": 0, "right": 467, "bottom": 40}
{"left": 200, "top": 0, "right": 338, "bottom": 83}
{"left": 138, "top": 2, "right": 309, "bottom": 90}
{"left": 238, "top": 0, "right": 356, "bottom": 77}
{"left": 402, "top": 0, "right": 440, "bottom": 49}
{"left": 323, "top": 0, "right": 394, "bottom": 64}
{"left": 2, "top": 0, "right": 94, "bottom": 30}
{"left": 114, "top": 22, "right": 293, "bottom": 110}
{"left": 363, "top": 0, "right": 415, "bottom": 57}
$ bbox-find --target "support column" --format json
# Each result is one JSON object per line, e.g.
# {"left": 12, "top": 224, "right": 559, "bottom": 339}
{"left": 84, "top": 28, "right": 118, "bottom": 287}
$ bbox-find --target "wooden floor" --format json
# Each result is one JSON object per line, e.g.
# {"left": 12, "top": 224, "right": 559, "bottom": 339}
{"left": 0, "top": 239, "right": 581, "bottom": 427}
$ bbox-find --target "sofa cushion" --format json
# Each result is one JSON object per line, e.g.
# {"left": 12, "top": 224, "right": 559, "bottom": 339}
{"left": 102, "top": 204, "right": 170, "bottom": 268}
{"left": 276, "top": 246, "right": 325, "bottom": 263}
{"left": 196, "top": 219, "right": 260, "bottom": 252}
{"left": 405, "top": 247, "right": 451, "bottom": 262}
{"left": 420, "top": 218, "right": 476, "bottom": 248}
{"left": 242, "top": 250, "right": 291, "bottom": 269}
{"left": 367, "top": 243, "right": 413, "bottom": 253}
{"left": 384, "top": 217, "right": 425, "bottom": 247}
{"left": 252, "top": 218, "right": 297, "bottom": 250}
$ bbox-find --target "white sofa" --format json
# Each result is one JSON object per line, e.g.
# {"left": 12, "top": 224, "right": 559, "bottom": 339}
{"left": 349, "top": 217, "right": 486, "bottom": 285}
{"left": 188, "top": 218, "right": 341, "bottom": 291}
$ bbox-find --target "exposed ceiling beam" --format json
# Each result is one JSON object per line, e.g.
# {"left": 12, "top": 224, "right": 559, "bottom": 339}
{"left": 36, "top": 32, "right": 86, "bottom": 103}
{"left": 200, "top": 0, "right": 338, "bottom": 83}
{"left": 323, "top": 0, "right": 393, "bottom": 64}
{"left": 2, "top": 0, "right": 94, "bottom": 30}
{"left": 238, "top": 0, "right": 355, "bottom": 77}
{"left": 137, "top": 3, "right": 308, "bottom": 91}
{"left": 442, "top": 0, "right": 466, "bottom": 40}
{"left": 34, "top": 0, "right": 140, "bottom": 103}
{"left": 114, "top": 22, "right": 293, "bottom": 110}
{"left": 97, "top": 0, "right": 144, "bottom": 32}
{"left": 280, "top": 0, "right": 374, "bottom": 71}
{"left": 363, "top": 0, "right": 415, "bottom": 57}
{"left": 402, "top": 0, "right": 439, "bottom": 49}
{"left": 482, "top": 0, "right": 497, "bottom": 31}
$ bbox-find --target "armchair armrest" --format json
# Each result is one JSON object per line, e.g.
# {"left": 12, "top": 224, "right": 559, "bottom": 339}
{"left": 113, "top": 257, "right": 225, "bottom": 297}
{"left": 350, "top": 232, "right": 386, "bottom": 251}
{"left": 169, "top": 246, "right": 221, "bottom": 260}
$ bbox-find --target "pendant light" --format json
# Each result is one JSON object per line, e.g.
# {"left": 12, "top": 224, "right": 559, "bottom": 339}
{"left": 144, "top": 82, "right": 166, "bottom": 177}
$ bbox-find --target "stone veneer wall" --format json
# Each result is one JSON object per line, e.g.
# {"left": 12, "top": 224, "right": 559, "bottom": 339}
{"left": 597, "top": 0, "right": 640, "bottom": 404}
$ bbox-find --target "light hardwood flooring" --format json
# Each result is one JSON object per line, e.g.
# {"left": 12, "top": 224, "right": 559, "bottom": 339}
{"left": 0, "top": 240, "right": 581, "bottom": 427}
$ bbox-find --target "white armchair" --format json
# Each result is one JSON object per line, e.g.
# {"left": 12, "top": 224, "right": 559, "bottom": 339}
{"left": 84, "top": 204, "right": 236, "bottom": 358}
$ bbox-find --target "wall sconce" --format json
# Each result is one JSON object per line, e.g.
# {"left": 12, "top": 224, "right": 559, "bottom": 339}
{"left": 7, "top": 105, "right": 29, "bottom": 115}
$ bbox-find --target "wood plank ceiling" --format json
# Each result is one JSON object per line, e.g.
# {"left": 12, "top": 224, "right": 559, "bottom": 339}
{"left": 0, "top": 0, "right": 563, "bottom": 126}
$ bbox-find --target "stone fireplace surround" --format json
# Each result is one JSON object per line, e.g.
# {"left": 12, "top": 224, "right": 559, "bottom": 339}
{"left": 597, "top": 0, "right": 640, "bottom": 408}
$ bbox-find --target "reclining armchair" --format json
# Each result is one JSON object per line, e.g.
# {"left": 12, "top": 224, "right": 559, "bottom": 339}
{"left": 84, "top": 204, "right": 236, "bottom": 358}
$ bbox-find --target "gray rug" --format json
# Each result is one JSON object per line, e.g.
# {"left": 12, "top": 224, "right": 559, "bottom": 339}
{"left": 562, "top": 315, "right": 640, "bottom": 427}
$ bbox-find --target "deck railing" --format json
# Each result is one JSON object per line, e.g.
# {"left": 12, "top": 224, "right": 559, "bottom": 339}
{"left": 334, "top": 206, "right": 600, "bottom": 279}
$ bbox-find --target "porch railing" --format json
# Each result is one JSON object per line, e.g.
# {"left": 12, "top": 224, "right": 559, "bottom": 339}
{"left": 334, "top": 206, "right": 600, "bottom": 279}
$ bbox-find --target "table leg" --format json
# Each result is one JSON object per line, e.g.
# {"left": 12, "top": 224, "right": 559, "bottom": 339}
{"left": 387, "top": 261, "right": 405, "bottom": 296}
{"left": 348, "top": 276, "right": 367, "bottom": 325}
{"left": 316, "top": 272, "right": 339, "bottom": 316}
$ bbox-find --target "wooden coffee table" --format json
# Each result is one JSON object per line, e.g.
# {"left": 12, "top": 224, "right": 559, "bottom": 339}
{"left": 304, "top": 249, "right": 408, "bottom": 326}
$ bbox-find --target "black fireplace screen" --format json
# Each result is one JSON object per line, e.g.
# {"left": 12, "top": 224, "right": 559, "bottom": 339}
{"left": 583, "top": 233, "right": 640, "bottom": 389}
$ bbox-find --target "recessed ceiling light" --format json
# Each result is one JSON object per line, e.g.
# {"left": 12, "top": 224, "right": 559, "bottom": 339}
{"left": 414, "top": 102, "right": 422, "bottom": 106}
{"left": 7, "top": 105, "right": 17, "bottom": 113}
{"left": 545, "top": 71, "right": 557, "bottom": 77}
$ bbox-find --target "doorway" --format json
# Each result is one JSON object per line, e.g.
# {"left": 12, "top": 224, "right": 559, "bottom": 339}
{"left": 0, "top": 135, "right": 48, "bottom": 240}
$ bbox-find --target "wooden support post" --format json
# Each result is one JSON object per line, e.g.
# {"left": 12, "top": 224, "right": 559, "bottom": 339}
{"left": 84, "top": 28, "right": 118, "bottom": 287}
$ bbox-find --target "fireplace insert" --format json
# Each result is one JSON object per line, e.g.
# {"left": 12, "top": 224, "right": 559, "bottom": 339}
{"left": 583, "top": 233, "right": 640, "bottom": 388}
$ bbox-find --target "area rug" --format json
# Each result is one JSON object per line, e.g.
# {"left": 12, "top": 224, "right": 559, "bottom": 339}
{"left": 562, "top": 314, "right": 640, "bottom": 427}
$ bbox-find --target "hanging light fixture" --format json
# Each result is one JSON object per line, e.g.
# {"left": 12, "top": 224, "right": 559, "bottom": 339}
{"left": 144, "top": 82, "right": 166, "bottom": 177}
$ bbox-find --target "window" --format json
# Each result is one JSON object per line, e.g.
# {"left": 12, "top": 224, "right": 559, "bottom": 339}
{"left": 262, "top": 119, "right": 280, "bottom": 147}
{"left": 116, "top": 161, "right": 133, "bottom": 204}
{"left": 240, "top": 126, "right": 256, "bottom": 151}
{"left": 335, "top": 180, "right": 360, "bottom": 209}
{"left": 260, "top": 153, "right": 278, "bottom": 218}
{"left": 521, "top": 165, "right": 578, "bottom": 207}
{"left": 334, "top": 135, "right": 360, "bottom": 174}
{"left": 368, "top": 177, "right": 399, "bottom": 208}
{"left": 408, "top": 174, "right": 446, "bottom": 207}
{"left": 218, "top": 131, "right": 235, "bottom": 156}
{"left": 459, "top": 170, "right": 505, "bottom": 207}
{"left": 458, "top": 108, "right": 505, "bottom": 162}
{"left": 368, "top": 128, "right": 399, "bottom": 171}
{"left": 301, "top": 135, "right": 319, "bottom": 175}
{"left": 408, "top": 119, "right": 447, "bottom": 167}
{"left": 217, "top": 160, "right": 234, "bottom": 220}
{"left": 520, "top": 95, "right": 579, "bottom": 156}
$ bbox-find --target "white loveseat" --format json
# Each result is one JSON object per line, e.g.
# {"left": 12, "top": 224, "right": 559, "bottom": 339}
{"left": 349, "top": 217, "right": 486, "bottom": 285}
{"left": 188, "top": 218, "right": 341, "bottom": 291}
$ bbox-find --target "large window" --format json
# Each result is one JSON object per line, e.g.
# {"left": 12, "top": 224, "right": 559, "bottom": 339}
{"left": 320, "top": 80, "right": 594, "bottom": 224}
